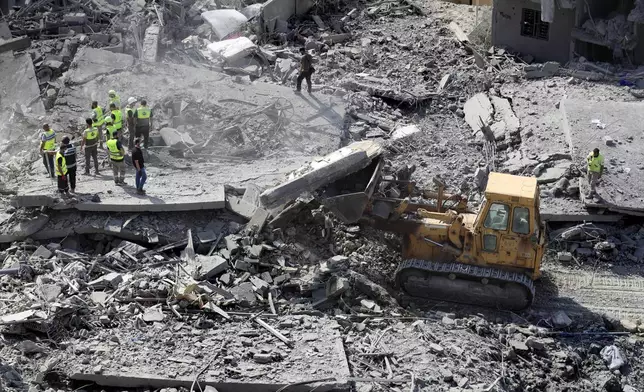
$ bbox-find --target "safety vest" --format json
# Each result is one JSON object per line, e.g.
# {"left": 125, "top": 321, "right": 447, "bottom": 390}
{"left": 587, "top": 152, "right": 604, "bottom": 173}
{"left": 55, "top": 152, "right": 68, "bottom": 176}
{"left": 42, "top": 129, "right": 56, "bottom": 151}
{"left": 92, "top": 106, "right": 104, "bottom": 126}
{"left": 107, "top": 139, "right": 124, "bottom": 161}
{"left": 136, "top": 106, "right": 151, "bottom": 127}
{"left": 105, "top": 123, "right": 118, "bottom": 140}
{"left": 109, "top": 95, "right": 121, "bottom": 108}
{"left": 111, "top": 109, "right": 123, "bottom": 129}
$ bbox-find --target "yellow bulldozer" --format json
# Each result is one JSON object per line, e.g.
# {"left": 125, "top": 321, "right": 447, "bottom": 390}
{"left": 316, "top": 155, "right": 546, "bottom": 311}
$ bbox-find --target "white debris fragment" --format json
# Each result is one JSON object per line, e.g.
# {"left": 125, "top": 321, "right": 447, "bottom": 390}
{"left": 591, "top": 119, "right": 606, "bottom": 129}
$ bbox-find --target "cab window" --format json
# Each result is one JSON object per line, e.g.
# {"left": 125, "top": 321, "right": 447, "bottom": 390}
{"left": 483, "top": 203, "right": 510, "bottom": 231}
{"left": 512, "top": 207, "right": 530, "bottom": 235}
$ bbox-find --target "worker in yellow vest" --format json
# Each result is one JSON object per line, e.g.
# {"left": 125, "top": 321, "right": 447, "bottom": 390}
{"left": 91, "top": 101, "right": 105, "bottom": 128}
{"left": 104, "top": 116, "right": 117, "bottom": 141}
{"left": 107, "top": 131, "right": 126, "bottom": 185}
{"left": 81, "top": 118, "right": 101, "bottom": 175}
{"left": 108, "top": 90, "right": 121, "bottom": 109}
{"left": 55, "top": 143, "right": 70, "bottom": 196}
{"left": 134, "top": 100, "right": 152, "bottom": 148}
{"left": 586, "top": 148, "right": 604, "bottom": 199}
{"left": 110, "top": 103, "right": 123, "bottom": 143}
{"left": 39, "top": 123, "right": 56, "bottom": 178}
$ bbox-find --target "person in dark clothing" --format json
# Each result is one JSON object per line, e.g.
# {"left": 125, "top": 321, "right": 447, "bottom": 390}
{"left": 55, "top": 144, "right": 69, "bottom": 196}
{"left": 132, "top": 138, "right": 147, "bottom": 194}
{"left": 61, "top": 136, "right": 77, "bottom": 193}
{"left": 296, "top": 47, "right": 314, "bottom": 93}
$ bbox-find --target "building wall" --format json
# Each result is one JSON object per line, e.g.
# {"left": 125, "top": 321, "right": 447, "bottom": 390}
{"left": 492, "top": 0, "right": 575, "bottom": 64}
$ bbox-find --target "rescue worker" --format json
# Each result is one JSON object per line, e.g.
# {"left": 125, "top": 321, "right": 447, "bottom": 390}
{"left": 125, "top": 97, "right": 137, "bottom": 148}
{"left": 39, "top": 123, "right": 56, "bottom": 178}
{"left": 104, "top": 116, "right": 117, "bottom": 141}
{"left": 134, "top": 100, "right": 152, "bottom": 148}
{"left": 91, "top": 101, "right": 105, "bottom": 129}
{"left": 296, "top": 47, "right": 314, "bottom": 94}
{"left": 107, "top": 131, "right": 126, "bottom": 185}
{"left": 132, "top": 138, "right": 147, "bottom": 195}
{"left": 110, "top": 103, "right": 124, "bottom": 145}
{"left": 55, "top": 143, "right": 69, "bottom": 196}
{"left": 61, "top": 136, "right": 77, "bottom": 193}
{"left": 80, "top": 118, "right": 101, "bottom": 175}
{"left": 108, "top": 90, "right": 121, "bottom": 108}
{"left": 586, "top": 148, "right": 604, "bottom": 198}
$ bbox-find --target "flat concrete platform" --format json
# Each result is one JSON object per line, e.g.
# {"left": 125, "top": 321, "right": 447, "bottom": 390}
{"left": 62, "top": 315, "right": 350, "bottom": 391}
{"left": 540, "top": 197, "right": 623, "bottom": 222}
{"left": 561, "top": 98, "right": 644, "bottom": 214}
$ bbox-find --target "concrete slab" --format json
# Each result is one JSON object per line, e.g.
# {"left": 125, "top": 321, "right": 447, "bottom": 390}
{"left": 142, "top": 24, "right": 162, "bottom": 62}
{"left": 64, "top": 315, "right": 350, "bottom": 390}
{"left": 463, "top": 93, "right": 493, "bottom": 135}
{"left": 0, "top": 214, "right": 49, "bottom": 243}
{"left": 561, "top": 99, "right": 644, "bottom": 214}
{"left": 201, "top": 9, "right": 248, "bottom": 40}
{"left": 63, "top": 47, "right": 134, "bottom": 86}
{"left": 0, "top": 53, "right": 45, "bottom": 133}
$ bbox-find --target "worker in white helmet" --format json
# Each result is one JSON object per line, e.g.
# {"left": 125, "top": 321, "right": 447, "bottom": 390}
{"left": 108, "top": 90, "right": 121, "bottom": 109}
{"left": 125, "top": 97, "right": 137, "bottom": 148}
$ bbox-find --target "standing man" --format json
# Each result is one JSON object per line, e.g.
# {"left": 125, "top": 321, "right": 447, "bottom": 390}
{"left": 134, "top": 100, "right": 152, "bottom": 149}
{"left": 55, "top": 143, "right": 69, "bottom": 196}
{"left": 39, "top": 123, "right": 56, "bottom": 178}
{"left": 126, "top": 97, "right": 137, "bottom": 148}
{"left": 104, "top": 116, "right": 117, "bottom": 141}
{"left": 107, "top": 131, "right": 126, "bottom": 185}
{"left": 296, "top": 48, "right": 314, "bottom": 94}
{"left": 132, "top": 138, "right": 147, "bottom": 194}
{"left": 91, "top": 101, "right": 105, "bottom": 130}
{"left": 81, "top": 118, "right": 101, "bottom": 175}
{"left": 110, "top": 103, "right": 123, "bottom": 138}
{"left": 61, "top": 136, "right": 77, "bottom": 193}
{"left": 586, "top": 147, "right": 604, "bottom": 198}
{"left": 108, "top": 90, "right": 121, "bottom": 109}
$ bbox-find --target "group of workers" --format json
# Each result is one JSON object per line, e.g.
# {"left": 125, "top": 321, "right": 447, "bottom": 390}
{"left": 39, "top": 90, "right": 152, "bottom": 196}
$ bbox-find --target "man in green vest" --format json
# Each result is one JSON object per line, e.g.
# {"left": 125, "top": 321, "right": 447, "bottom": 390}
{"left": 91, "top": 101, "right": 105, "bottom": 129}
{"left": 81, "top": 118, "right": 101, "bottom": 175}
{"left": 104, "top": 116, "right": 117, "bottom": 141}
{"left": 110, "top": 103, "right": 123, "bottom": 139}
{"left": 134, "top": 100, "right": 152, "bottom": 149}
{"left": 107, "top": 131, "right": 126, "bottom": 185}
{"left": 108, "top": 89, "right": 121, "bottom": 109}
{"left": 586, "top": 148, "right": 604, "bottom": 198}
{"left": 126, "top": 97, "right": 137, "bottom": 148}
{"left": 39, "top": 123, "right": 56, "bottom": 178}
{"left": 55, "top": 143, "right": 70, "bottom": 196}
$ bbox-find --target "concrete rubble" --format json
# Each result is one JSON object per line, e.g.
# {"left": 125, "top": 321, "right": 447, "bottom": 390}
{"left": 2, "top": 0, "right": 644, "bottom": 391}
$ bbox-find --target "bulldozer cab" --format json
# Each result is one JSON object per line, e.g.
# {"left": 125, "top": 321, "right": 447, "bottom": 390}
{"left": 473, "top": 173, "right": 545, "bottom": 278}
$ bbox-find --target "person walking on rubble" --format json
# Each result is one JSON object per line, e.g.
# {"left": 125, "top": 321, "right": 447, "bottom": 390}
{"left": 296, "top": 47, "right": 314, "bottom": 94}
{"left": 586, "top": 147, "right": 604, "bottom": 199}
{"left": 107, "top": 130, "right": 126, "bottom": 185}
{"left": 61, "top": 136, "right": 77, "bottom": 193}
{"left": 125, "top": 97, "right": 137, "bottom": 148}
{"left": 39, "top": 123, "right": 56, "bottom": 178}
{"left": 91, "top": 101, "right": 105, "bottom": 130}
{"left": 81, "top": 118, "right": 101, "bottom": 175}
{"left": 55, "top": 143, "right": 69, "bottom": 196}
{"left": 134, "top": 100, "right": 152, "bottom": 149}
{"left": 132, "top": 138, "right": 147, "bottom": 195}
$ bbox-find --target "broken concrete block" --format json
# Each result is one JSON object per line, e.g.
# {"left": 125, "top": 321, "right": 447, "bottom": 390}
{"left": 551, "top": 310, "right": 572, "bottom": 328}
{"left": 142, "top": 24, "right": 162, "bottom": 62}
{"left": 557, "top": 251, "right": 573, "bottom": 262}
{"left": 201, "top": 9, "right": 248, "bottom": 40}
{"left": 473, "top": 167, "right": 488, "bottom": 190}
{"left": 524, "top": 61, "right": 560, "bottom": 79}
{"left": 490, "top": 96, "right": 520, "bottom": 135}
{"left": 159, "top": 127, "right": 196, "bottom": 150}
{"left": 196, "top": 255, "right": 228, "bottom": 280}
{"left": 248, "top": 244, "right": 263, "bottom": 258}
{"left": 225, "top": 235, "right": 240, "bottom": 252}
{"left": 325, "top": 276, "right": 350, "bottom": 299}
{"left": 41, "top": 284, "right": 62, "bottom": 302}
{"left": 0, "top": 36, "right": 31, "bottom": 54}
{"left": 30, "top": 245, "right": 52, "bottom": 260}
{"left": 226, "top": 196, "right": 256, "bottom": 219}
{"left": 234, "top": 259, "right": 250, "bottom": 271}
{"left": 207, "top": 37, "right": 256, "bottom": 63}
{"left": 253, "top": 353, "right": 273, "bottom": 363}
{"left": 273, "top": 273, "right": 290, "bottom": 285}
{"left": 510, "top": 339, "right": 529, "bottom": 354}
{"left": 250, "top": 276, "right": 270, "bottom": 296}
{"left": 390, "top": 124, "right": 421, "bottom": 141}
{"left": 63, "top": 13, "right": 87, "bottom": 24}
{"left": 246, "top": 207, "right": 270, "bottom": 235}
{"left": 142, "top": 307, "right": 165, "bottom": 322}
{"left": 230, "top": 282, "right": 257, "bottom": 306}
{"left": 463, "top": 93, "right": 493, "bottom": 135}
{"left": 88, "top": 272, "right": 123, "bottom": 289}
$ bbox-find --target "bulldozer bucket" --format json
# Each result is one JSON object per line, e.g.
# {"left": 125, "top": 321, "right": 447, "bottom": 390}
{"left": 317, "top": 158, "right": 385, "bottom": 223}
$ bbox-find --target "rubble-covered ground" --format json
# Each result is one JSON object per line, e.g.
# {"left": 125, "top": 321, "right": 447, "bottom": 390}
{"left": 2, "top": 0, "right": 644, "bottom": 391}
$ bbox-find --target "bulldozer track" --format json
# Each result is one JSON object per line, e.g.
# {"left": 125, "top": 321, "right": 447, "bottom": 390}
{"left": 396, "top": 259, "right": 535, "bottom": 311}
{"left": 533, "top": 269, "right": 644, "bottom": 320}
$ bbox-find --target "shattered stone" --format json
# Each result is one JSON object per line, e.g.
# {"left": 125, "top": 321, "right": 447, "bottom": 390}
{"left": 557, "top": 251, "right": 573, "bottom": 262}
{"left": 620, "top": 319, "right": 638, "bottom": 333}
{"left": 325, "top": 276, "right": 350, "bottom": 299}
{"left": 525, "top": 337, "right": 546, "bottom": 352}
{"left": 195, "top": 254, "right": 228, "bottom": 280}
{"left": 30, "top": 245, "right": 52, "bottom": 260}
{"left": 552, "top": 310, "right": 572, "bottom": 328}
{"left": 142, "top": 307, "right": 165, "bottom": 322}
{"left": 230, "top": 282, "right": 257, "bottom": 306}
{"left": 253, "top": 353, "right": 273, "bottom": 364}
{"left": 510, "top": 339, "right": 529, "bottom": 354}
{"left": 250, "top": 276, "right": 270, "bottom": 296}
{"left": 429, "top": 343, "right": 444, "bottom": 354}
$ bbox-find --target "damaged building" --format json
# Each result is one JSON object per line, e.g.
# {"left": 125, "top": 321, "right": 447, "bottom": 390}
{"left": 492, "top": 0, "right": 644, "bottom": 64}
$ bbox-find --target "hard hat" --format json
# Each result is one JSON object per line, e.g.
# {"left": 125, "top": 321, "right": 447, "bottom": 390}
{"left": 127, "top": 97, "right": 137, "bottom": 105}
{"left": 108, "top": 90, "right": 116, "bottom": 96}
{"left": 104, "top": 116, "right": 113, "bottom": 123}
